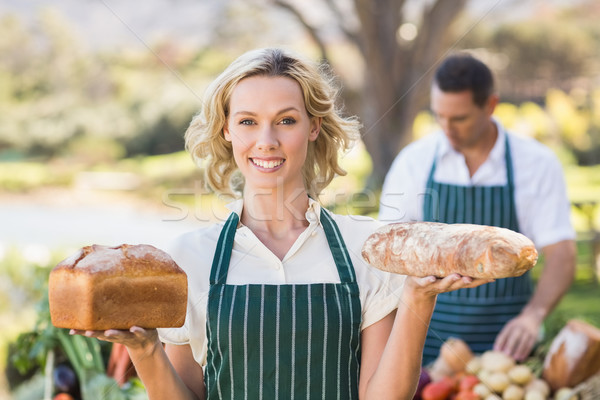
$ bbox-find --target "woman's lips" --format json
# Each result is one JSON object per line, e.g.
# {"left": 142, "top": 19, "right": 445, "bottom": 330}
{"left": 250, "top": 158, "right": 285, "bottom": 169}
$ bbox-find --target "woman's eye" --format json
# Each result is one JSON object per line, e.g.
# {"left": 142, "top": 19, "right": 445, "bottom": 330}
{"left": 239, "top": 119, "right": 255, "bottom": 126}
{"left": 280, "top": 117, "right": 296, "bottom": 125}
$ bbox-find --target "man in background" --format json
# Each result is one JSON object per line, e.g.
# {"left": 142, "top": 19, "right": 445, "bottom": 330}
{"left": 379, "top": 53, "right": 576, "bottom": 364}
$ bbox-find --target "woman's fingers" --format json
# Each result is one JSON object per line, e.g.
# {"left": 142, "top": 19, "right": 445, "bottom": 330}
{"left": 412, "top": 274, "right": 495, "bottom": 293}
{"left": 69, "top": 326, "right": 157, "bottom": 348}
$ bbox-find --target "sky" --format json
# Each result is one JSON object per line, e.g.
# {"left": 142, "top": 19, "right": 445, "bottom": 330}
{"left": 1, "top": 0, "right": 584, "bottom": 53}
{"left": 1, "top": 0, "right": 229, "bottom": 50}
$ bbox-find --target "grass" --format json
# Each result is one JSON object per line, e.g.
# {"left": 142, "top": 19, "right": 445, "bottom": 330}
{"left": 531, "top": 244, "right": 599, "bottom": 350}
{"left": 547, "top": 280, "right": 599, "bottom": 332}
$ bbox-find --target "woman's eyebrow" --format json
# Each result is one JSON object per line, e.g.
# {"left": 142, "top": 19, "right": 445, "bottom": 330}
{"left": 232, "top": 107, "right": 300, "bottom": 117}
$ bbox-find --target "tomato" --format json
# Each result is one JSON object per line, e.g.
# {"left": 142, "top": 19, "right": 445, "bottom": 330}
{"left": 421, "top": 380, "right": 455, "bottom": 400}
{"left": 454, "top": 390, "right": 479, "bottom": 400}
{"left": 53, "top": 394, "right": 75, "bottom": 400}
{"left": 458, "top": 374, "right": 479, "bottom": 392}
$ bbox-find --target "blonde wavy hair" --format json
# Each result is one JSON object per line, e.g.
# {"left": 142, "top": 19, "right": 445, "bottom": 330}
{"left": 185, "top": 47, "right": 361, "bottom": 198}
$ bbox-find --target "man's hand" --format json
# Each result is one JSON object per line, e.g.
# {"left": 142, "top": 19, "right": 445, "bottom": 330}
{"left": 494, "top": 313, "right": 542, "bottom": 361}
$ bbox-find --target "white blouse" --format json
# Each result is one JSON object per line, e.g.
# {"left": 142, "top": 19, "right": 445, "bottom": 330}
{"left": 158, "top": 199, "right": 406, "bottom": 366}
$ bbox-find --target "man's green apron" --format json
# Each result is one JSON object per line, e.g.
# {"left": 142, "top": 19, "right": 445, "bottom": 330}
{"left": 422, "top": 136, "right": 533, "bottom": 365}
{"left": 204, "top": 208, "right": 362, "bottom": 399}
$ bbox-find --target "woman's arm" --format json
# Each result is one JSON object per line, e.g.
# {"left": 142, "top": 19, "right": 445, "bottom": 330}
{"left": 73, "top": 327, "right": 204, "bottom": 400}
{"left": 359, "top": 274, "right": 493, "bottom": 400}
{"left": 165, "top": 343, "right": 206, "bottom": 399}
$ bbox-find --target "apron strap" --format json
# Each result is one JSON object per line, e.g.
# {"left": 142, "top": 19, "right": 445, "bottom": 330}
{"left": 425, "top": 141, "right": 440, "bottom": 189}
{"left": 210, "top": 208, "right": 357, "bottom": 285}
{"left": 504, "top": 134, "right": 520, "bottom": 232}
{"left": 427, "top": 134, "right": 516, "bottom": 190}
{"left": 209, "top": 212, "right": 239, "bottom": 285}
{"left": 319, "top": 208, "right": 357, "bottom": 283}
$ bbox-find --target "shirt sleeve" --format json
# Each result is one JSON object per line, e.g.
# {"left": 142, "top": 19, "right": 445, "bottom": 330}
{"left": 156, "top": 226, "right": 217, "bottom": 366}
{"left": 379, "top": 153, "right": 413, "bottom": 222}
{"left": 515, "top": 148, "right": 575, "bottom": 248}
{"left": 335, "top": 214, "right": 406, "bottom": 330}
{"left": 379, "top": 137, "right": 437, "bottom": 223}
{"left": 156, "top": 234, "right": 194, "bottom": 346}
{"left": 359, "top": 267, "right": 406, "bottom": 330}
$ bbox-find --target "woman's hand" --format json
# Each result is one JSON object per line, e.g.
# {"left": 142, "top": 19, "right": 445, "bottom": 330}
{"left": 70, "top": 327, "right": 160, "bottom": 360}
{"left": 404, "top": 273, "right": 494, "bottom": 300}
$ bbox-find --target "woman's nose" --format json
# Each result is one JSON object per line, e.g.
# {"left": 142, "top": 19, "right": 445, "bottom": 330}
{"left": 256, "top": 125, "right": 278, "bottom": 151}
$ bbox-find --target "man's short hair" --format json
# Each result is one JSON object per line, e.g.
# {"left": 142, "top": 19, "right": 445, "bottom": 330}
{"left": 433, "top": 53, "right": 494, "bottom": 107}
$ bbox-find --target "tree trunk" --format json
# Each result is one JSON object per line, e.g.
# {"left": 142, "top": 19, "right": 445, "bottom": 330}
{"left": 271, "top": 0, "right": 468, "bottom": 188}
{"left": 356, "top": 0, "right": 468, "bottom": 187}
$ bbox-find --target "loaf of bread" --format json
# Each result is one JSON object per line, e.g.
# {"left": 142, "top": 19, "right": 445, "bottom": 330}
{"left": 49, "top": 244, "right": 187, "bottom": 330}
{"left": 542, "top": 319, "right": 600, "bottom": 390}
{"left": 361, "top": 222, "right": 538, "bottom": 278}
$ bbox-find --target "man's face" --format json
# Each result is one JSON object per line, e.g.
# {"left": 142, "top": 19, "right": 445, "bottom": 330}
{"left": 430, "top": 84, "right": 496, "bottom": 152}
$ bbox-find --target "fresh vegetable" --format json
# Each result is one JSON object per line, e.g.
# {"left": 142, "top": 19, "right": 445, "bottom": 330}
{"left": 473, "top": 382, "right": 492, "bottom": 398}
{"left": 10, "top": 289, "right": 147, "bottom": 399}
{"left": 53, "top": 394, "right": 75, "bottom": 400}
{"left": 481, "top": 351, "right": 515, "bottom": 373}
{"left": 458, "top": 374, "right": 479, "bottom": 392}
{"left": 439, "top": 337, "right": 474, "bottom": 373}
{"left": 524, "top": 379, "right": 550, "bottom": 398}
{"left": 421, "top": 379, "right": 455, "bottom": 400}
{"left": 454, "top": 390, "right": 479, "bottom": 400}
{"left": 413, "top": 368, "right": 432, "bottom": 399}
{"left": 465, "top": 356, "right": 482, "bottom": 375}
{"left": 53, "top": 363, "right": 79, "bottom": 395}
{"left": 554, "top": 387, "right": 576, "bottom": 400}
{"left": 502, "top": 384, "right": 525, "bottom": 400}
{"left": 523, "top": 389, "right": 545, "bottom": 400}
{"left": 487, "top": 372, "right": 510, "bottom": 393}
{"left": 508, "top": 365, "right": 533, "bottom": 385}
{"left": 484, "top": 394, "right": 502, "bottom": 400}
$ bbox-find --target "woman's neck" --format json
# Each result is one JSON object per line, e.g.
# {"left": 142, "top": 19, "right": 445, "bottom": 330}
{"left": 240, "top": 186, "right": 311, "bottom": 260}
{"left": 241, "top": 185, "right": 311, "bottom": 235}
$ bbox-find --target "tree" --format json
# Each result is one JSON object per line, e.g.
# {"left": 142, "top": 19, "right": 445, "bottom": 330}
{"left": 269, "top": 0, "right": 468, "bottom": 188}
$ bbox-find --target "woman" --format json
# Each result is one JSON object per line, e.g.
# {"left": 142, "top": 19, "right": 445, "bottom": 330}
{"left": 73, "top": 48, "right": 491, "bottom": 399}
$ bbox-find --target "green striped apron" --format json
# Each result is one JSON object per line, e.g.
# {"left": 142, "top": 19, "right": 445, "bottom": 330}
{"left": 422, "top": 136, "right": 533, "bottom": 364}
{"left": 204, "top": 208, "right": 362, "bottom": 399}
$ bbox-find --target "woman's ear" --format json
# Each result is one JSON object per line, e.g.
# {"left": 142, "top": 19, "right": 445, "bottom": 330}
{"left": 309, "top": 117, "right": 322, "bottom": 141}
{"left": 223, "top": 122, "right": 232, "bottom": 142}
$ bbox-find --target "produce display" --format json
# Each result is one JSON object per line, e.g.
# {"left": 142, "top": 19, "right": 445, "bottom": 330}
{"left": 414, "top": 329, "right": 600, "bottom": 400}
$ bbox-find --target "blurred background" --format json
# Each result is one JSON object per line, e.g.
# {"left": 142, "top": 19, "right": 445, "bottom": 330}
{"left": 1, "top": 0, "right": 599, "bottom": 398}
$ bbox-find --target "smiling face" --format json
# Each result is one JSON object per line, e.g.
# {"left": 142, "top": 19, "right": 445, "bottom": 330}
{"left": 430, "top": 84, "right": 498, "bottom": 152}
{"left": 223, "top": 75, "right": 320, "bottom": 195}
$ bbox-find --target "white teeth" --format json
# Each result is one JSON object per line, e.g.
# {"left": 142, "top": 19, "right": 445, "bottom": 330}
{"left": 252, "top": 159, "right": 283, "bottom": 169}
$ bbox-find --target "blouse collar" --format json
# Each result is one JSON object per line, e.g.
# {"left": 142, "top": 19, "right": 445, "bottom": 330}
{"left": 225, "top": 196, "right": 322, "bottom": 225}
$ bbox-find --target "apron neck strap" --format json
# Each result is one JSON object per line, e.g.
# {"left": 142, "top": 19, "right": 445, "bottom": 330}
{"left": 319, "top": 208, "right": 357, "bottom": 283}
{"left": 504, "top": 134, "right": 515, "bottom": 190}
{"left": 210, "top": 212, "right": 239, "bottom": 285}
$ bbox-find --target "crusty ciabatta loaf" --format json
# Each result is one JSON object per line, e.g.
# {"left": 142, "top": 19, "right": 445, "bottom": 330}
{"left": 361, "top": 222, "right": 538, "bottom": 278}
{"left": 49, "top": 244, "right": 187, "bottom": 330}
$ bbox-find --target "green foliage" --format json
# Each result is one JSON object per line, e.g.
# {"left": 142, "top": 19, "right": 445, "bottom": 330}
{"left": 460, "top": 13, "right": 599, "bottom": 86}
{"left": 7, "top": 271, "right": 146, "bottom": 398}
{"left": 0, "top": 10, "right": 209, "bottom": 161}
